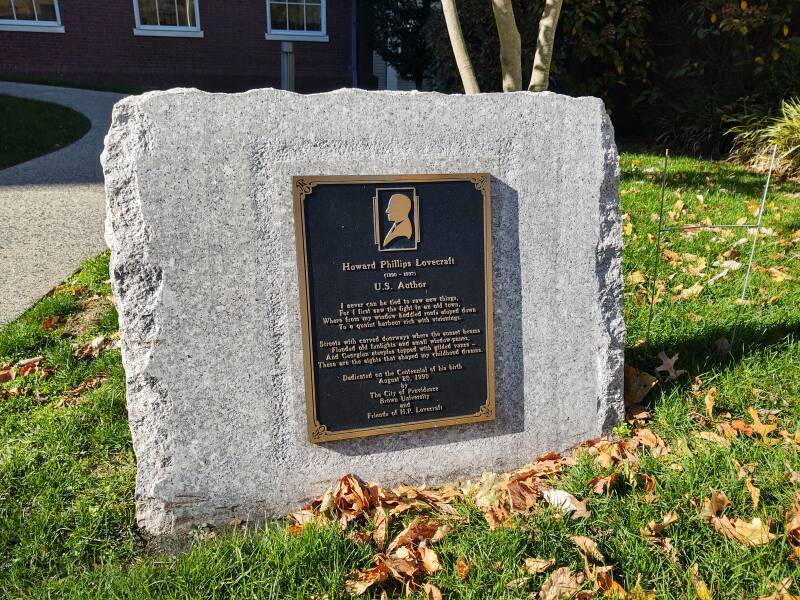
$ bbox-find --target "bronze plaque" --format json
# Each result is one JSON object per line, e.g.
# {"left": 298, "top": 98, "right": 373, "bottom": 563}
{"left": 293, "top": 174, "right": 494, "bottom": 442}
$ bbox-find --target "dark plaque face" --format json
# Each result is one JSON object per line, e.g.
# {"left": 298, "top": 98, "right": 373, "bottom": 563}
{"left": 293, "top": 174, "right": 494, "bottom": 442}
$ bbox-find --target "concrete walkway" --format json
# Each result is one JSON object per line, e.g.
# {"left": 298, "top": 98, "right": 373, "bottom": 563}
{"left": 0, "top": 82, "right": 125, "bottom": 325}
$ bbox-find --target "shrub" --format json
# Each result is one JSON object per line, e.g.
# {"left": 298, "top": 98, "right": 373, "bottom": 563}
{"left": 729, "top": 97, "right": 800, "bottom": 178}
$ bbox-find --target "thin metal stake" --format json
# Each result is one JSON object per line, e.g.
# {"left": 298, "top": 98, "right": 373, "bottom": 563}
{"left": 644, "top": 149, "right": 670, "bottom": 348}
{"left": 730, "top": 144, "right": 777, "bottom": 348}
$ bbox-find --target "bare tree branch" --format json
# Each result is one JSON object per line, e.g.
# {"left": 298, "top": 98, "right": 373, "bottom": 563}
{"left": 441, "top": 0, "right": 480, "bottom": 94}
{"left": 529, "top": 0, "right": 564, "bottom": 92}
{"left": 491, "top": 0, "right": 522, "bottom": 92}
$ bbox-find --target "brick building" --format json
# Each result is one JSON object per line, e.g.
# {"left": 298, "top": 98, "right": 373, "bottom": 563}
{"left": 0, "top": 0, "right": 377, "bottom": 92}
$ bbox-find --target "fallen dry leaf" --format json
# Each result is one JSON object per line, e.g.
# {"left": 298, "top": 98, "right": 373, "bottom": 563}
{"left": 702, "top": 491, "right": 774, "bottom": 546}
{"left": 570, "top": 535, "right": 604, "bottom": 563}
{"left": 41, "top": 315, "right": 61, "bottom": 330}
{"left": 455, "top": 556, "right": 469, "bottom": 580}
{"left": 748, "top": 407, "right": 778, "bottom": 442}
{"left": 345, "top": 563, "right": 389, "bottom": 595}
{"left": 524, "top": 557, "right": 555, "bottom": 574}
{"left": 624, "top": 364, "right": 658, "bottom": 407}
{"left": 714, "top": 336, "right": 732, "bottom": 354}
{"left": 694, "top": 431, "right": 730, "bottom": 447}
{"left": 627, "top": 271, "right": 647, "bottom": 286}
{"left": 543, "top": 489, "right": 591, "bottom": 519}
{"left": 17, "top": 356, "right": 45, "bottom": 377}
{"left": 700, "top": 490, "right": 731, "bottom": 520}
{"left": 731, "top": 419, "right": 755, "bottom": 436}
{"left": 596, "top": 567, "right": 632, "bottom": 598}
{"left": 641, "top": 512, "right": 678, "bottom": 538}
{"left": 75, "top": 336, "right": 110, "bottom": 360}
{"left": 539, "top": 566, "right": 585, "bottom": 600}
{"left": 691, "top": 564, "right": 712, "bottom": 600}
{"left": 724, "top": 517, "right": 775, "bottom": 546}
{"left": 423, "top": 582, "right": 443, "bottom": 600}
{"left": 758, "top": 577, "right": 800, "bottom": 600}
{"left": 703, "top": 387, "right": 717, "bottom": 421}
{"left": 506, "top": 576, "right": 531, "bottom": 589}
{"left": 633, "top": 428, "right": 670, "bottom": 456}
{"left": 655, "top": 351, "right": 687, "bottom": 381}
{"left": 732, "top": 462, "right": 760, "bottom": 510}
{"left": 419, "top": 545, "right": 441, "bottom": 575}
{"left": 717, "top": 422, "right": 739, "bottom": 439}
{"left": 678, "top": 282, "right": 704, "bottom": 300}
{"left": 373, "top": 505, "right": 388, "bottom": 550}
{"left": 786, "top": 493, "right": 800, "bottom": 561}
{"left": 768, "top": 266, "right": 792, "bottom": 283}
{"left": 386, "top": 517, "right": 439, "bottom": 554}
{"left": 745, "top": 478, "right": 761, "bottom": 510}
{"left": 590, "top": 473, "right": 620, "bottom": 495}
{"left": 0, "top": 367, "right": 14, "bottom": 384}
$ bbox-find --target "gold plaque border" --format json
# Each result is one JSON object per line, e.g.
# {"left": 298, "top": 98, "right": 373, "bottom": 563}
{"left": 293, "top": 173, "right": 495, "bottom": 443}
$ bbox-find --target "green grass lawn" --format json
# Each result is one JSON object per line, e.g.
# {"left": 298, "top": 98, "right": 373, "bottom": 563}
{"left": 0, "top": 153, "right": 798, "bottom": 599}
{"left": 0, "top": 94, "right": 91, "bottom": 169}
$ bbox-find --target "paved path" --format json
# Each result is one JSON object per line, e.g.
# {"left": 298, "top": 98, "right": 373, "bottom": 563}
{"left": 0, "top": 82, "right": 125, "bottom": 325}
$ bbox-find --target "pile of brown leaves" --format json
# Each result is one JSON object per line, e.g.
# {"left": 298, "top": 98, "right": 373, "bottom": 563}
{"left": 289, "top": 474, "right": 459, "bottom": 596}
{"left": 282, "top": 357, "right": 800, "bottom": 597}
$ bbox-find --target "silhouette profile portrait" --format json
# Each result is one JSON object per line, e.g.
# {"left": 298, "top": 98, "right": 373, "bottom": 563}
{"left": 382, "top": 193, "right": 413, "bottom": 247}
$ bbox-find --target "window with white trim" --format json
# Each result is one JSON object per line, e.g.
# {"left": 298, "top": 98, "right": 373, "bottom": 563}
{"left": 267, "top": 0, "right": 326, "bottom": 39}
{"left": 133, "top": 0, "right": 201, "bottom": 35}
{"left": 0, "top": 0, "right": 62, "bottom": 30}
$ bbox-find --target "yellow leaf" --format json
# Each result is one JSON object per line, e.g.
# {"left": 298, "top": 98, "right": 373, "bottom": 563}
{"left": 691, "top": 564, "right": 712, "bottom": 600}
{"left": 710, "top": 12, "right": 717, "bottom": 23}
{"left": 748, "top": 407, "right": 777, "bottom": 441}
{"left": 740, "top": 0, "right": 747, "bottom": 9}
{"left": 623, "top": 221, "right": 633, "bottom": 236}
{"left": 704, "top": 387, "right": 717, "bottom": 420}
{"left": 732, "top": 517, "right": 774, "bottom": 546}
{"left": 642, "top": 512, "right": 679, "bottom": 537}
{"left": 627, "top": 271, "right": 647, "bottom": 286}
{"left": 745, "top": 478, "right": 760, "bottom": 510}
{"left": 784, "top": 24, "right": 790, "bottom": 37}
{"left": 679, "top": 283, "right": 704, "bottom": 300}
{"left": 695, "top": 431, "right": 730, "bottom": 447}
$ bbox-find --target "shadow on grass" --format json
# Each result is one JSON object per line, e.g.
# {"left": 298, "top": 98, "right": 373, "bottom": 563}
{"left": 626, "top": 317, "right": 800, "bottom": 375}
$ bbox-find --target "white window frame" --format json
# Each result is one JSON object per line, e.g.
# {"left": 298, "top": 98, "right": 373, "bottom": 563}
{"left": 265, "top": 0, "right": 328, "bottom": 42}
{"left": 0, "top": 0, "right": 64, "bottom": 33}
{"left": 132, "top": 0, "right": 203, "bottom": 38}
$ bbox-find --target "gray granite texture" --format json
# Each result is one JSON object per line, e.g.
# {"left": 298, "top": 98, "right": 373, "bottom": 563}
{"left": 102, "top": 88, "right": 625, "bottom": 535}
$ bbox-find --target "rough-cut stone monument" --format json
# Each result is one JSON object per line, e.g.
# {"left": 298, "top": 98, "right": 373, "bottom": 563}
{"left": 102, "top": 88, "right": 625, "bottom": 535}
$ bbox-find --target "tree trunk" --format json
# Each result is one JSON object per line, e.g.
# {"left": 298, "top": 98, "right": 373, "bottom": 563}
{"left": 491, "top": 0, "right": 522, "bottom": 92}
{"left": 529, "top": 0, "right": 563, "bottom": 92}
{"left": 441, "top": 0, "right": 480, "bottom": 94}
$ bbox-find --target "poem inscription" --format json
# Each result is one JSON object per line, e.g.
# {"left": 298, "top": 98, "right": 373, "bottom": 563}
{"left": 293, "top": 174, "right": 494, "bottom": 442}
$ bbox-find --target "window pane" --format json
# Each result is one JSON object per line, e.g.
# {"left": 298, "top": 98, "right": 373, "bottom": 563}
{"left": 138, "top": 0, "right": 158, "bottom": 25}
{"left": 305, "top": 0, "right": 321, "bottom": 4}
{"left": 176, "top": 0, "right": 195, "bottom": 26}
{"left": 33, "top": 0, "right": 56, "bottom": 21}
{"left": 157, "top": 0, "right": 177, "bottom": 25}
{"left": 305, "top": 4, "right": 321, "bottom": 31}
{"left": 287, "top": 2, "right": 303, "bottom": 30}
{"left": 14, "top": 0, "right": 35, "bottom": 20}
{"left": 0, "top": 0, "right": 14, "bottom": 20}
{"left": 270, "top": 1, "right": 287, "bottom": 30}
